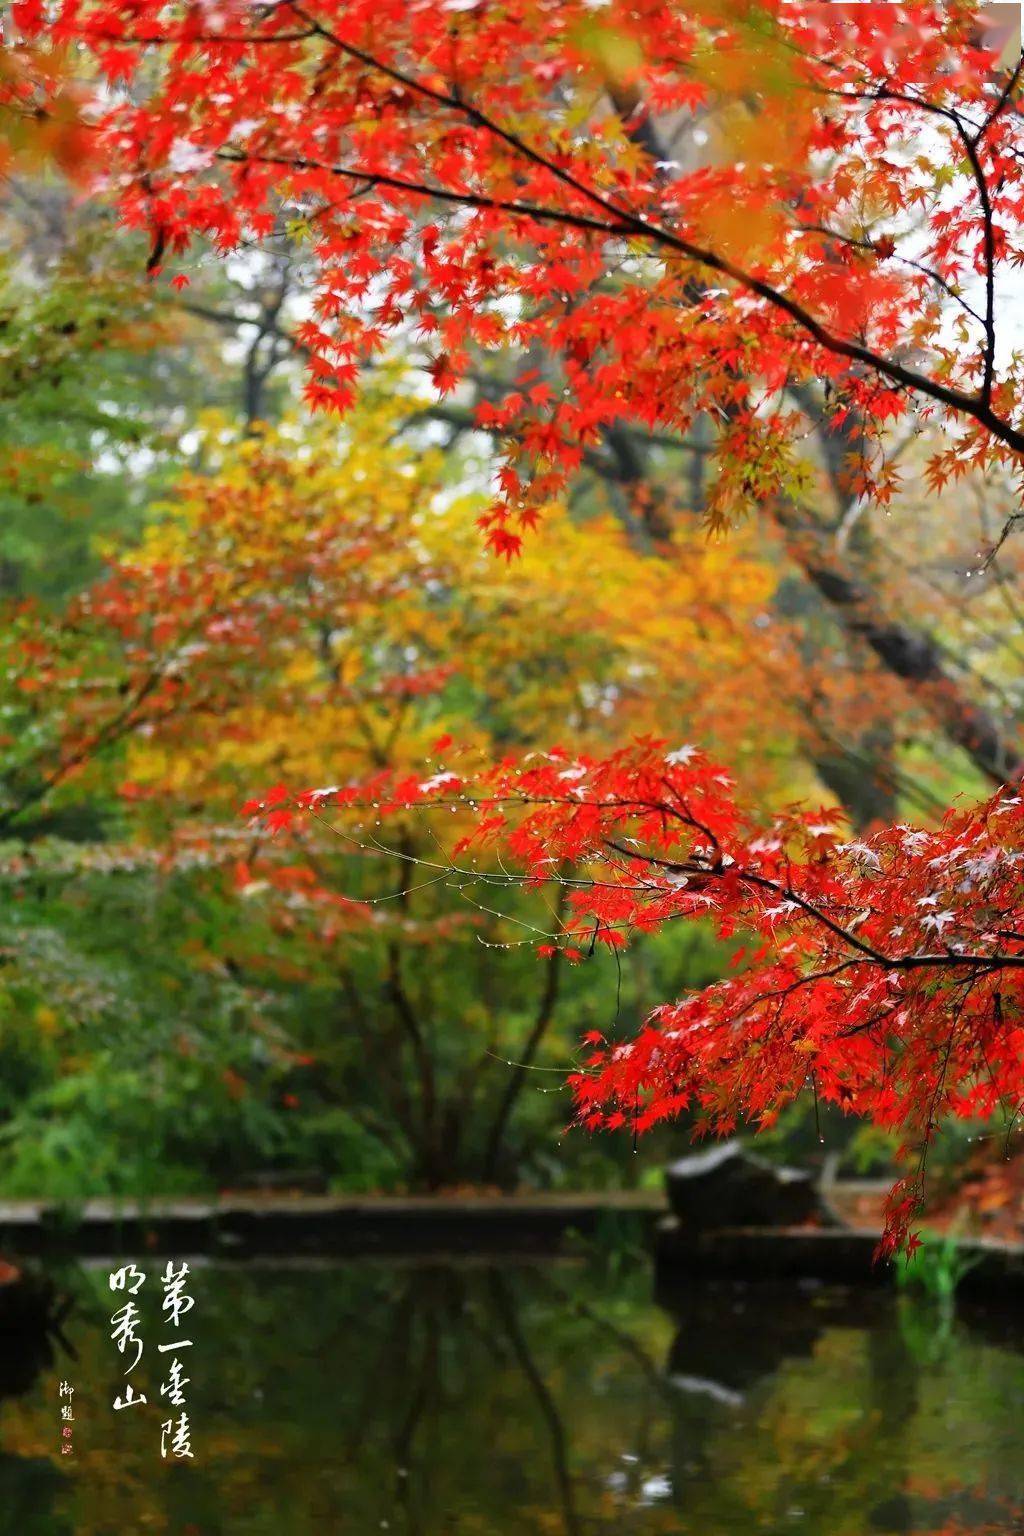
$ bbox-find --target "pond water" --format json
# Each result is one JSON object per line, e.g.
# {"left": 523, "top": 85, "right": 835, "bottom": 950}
{"left": 0, "top": 1251, "right": 1022, "bottom": 1534}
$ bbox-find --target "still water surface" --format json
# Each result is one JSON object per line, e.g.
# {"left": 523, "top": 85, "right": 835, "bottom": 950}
{"left": 0, "top": 1254, "right": 1021, "bottom": 1534}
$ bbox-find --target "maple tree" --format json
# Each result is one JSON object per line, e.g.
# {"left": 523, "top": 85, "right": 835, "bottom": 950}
{"left": 13, "top": 0, "right": 1024, "bottom": 549}
{"left": 10, "top": 0, "right": 1024, "bottom": 1241}
{"left": 0, "top": 372, "right": 880, "bottom": 1190}
{"left": 74, "top": 401, "right": 819, "bottom": 1184}
{"left": 0, "top": 386, "right": 777, "bottom": 1182}
{"left": 19, "top": 0, "right": 1018, "bottom": 792}
{"left": 244, "top": 741, "right": 1024, "bottom": 1254}
{"left": 10, "top": 0, "right": 1022, "bottom": 804}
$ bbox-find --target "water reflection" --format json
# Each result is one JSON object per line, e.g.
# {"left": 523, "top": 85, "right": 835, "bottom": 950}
{"left": 0, "top": 1255, "right": 1019, "bottom": 1533}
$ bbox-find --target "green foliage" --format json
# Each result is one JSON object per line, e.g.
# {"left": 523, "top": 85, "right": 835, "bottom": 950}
{"left": 0, "top": 838, "right": 730, "bottom": 1197}
{"left": 0, "top": 867, "right": 317, "bottom": 1196}
{"left": 892, "top": 1227, "right": 984, "bottom": 1364}
{"left": 0, "top": 197, "right": 260, "bottom": 603}
{"left": 894, "top": 1229, "right": 982, "bottom": 1304}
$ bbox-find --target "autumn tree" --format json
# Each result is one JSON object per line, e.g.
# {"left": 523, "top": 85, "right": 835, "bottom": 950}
{"left": 80, "top": 399, "right": 825, "bottom": 1185}
{"left": 19, "top": 1, "right": 1024, "bottom": 515}
{"left": 14, "top": 0, "right": 1020, "bottom": 821}
{"left": 13, "top": 0, "right": 1024, "bottom": 1237}
{"left": 27, "top": 0, "right": 1019, "bottom": 803}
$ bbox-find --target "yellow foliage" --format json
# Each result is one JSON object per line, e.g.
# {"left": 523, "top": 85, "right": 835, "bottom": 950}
{"left": 121, "top": 394, "right": 806, "bottom": 815}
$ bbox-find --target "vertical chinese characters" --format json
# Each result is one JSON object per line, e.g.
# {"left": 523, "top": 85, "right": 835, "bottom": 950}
{"left": 58, "top": 1379, "right": 74, "bottom": 1456}
{"left": 108, "top": 1264, "right": 147, "bottom": 1411}
{"left": 159, "top": 1259, "right": 194, "bottom": 1460}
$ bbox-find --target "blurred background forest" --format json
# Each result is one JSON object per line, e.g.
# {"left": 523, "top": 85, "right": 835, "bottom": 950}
{"left": 1, "top": 160, "right": 1021, "bottom": 1209}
